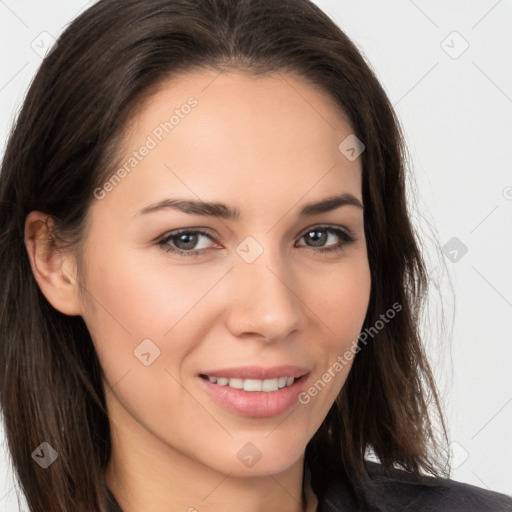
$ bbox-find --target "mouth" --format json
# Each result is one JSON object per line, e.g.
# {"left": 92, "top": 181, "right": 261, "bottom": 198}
{"left": 196, "top": 366, "right": 311, "bottom": 418}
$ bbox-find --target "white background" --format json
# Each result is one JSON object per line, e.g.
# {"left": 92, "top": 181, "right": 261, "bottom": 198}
{"left": 0, "top": 1, "right": 511, "bottom": 510}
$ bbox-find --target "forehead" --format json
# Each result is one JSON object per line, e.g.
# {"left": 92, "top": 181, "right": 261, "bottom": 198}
{"left": 97, "top": 69, "right": 362, "bottom": 218}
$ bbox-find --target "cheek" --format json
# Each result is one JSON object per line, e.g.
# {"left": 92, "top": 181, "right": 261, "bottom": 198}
{"left": 308, "top": 256, "right": 371, "bottom": 347}
{"left": 79, "top": 248, "right": 211, "bottom": 441}
{"left": 79, "top": 241, "right": 228, "bottom": 383}
{"left": 82, "top": 235, "right": 190, "bottom": 330}
{"left": 300, "top": 256, "right": 371, "bottom": 399}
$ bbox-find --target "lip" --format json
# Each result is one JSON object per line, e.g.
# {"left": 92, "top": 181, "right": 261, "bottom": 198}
{"left": 196, "top": 366, "right": 311, "bottom": 418}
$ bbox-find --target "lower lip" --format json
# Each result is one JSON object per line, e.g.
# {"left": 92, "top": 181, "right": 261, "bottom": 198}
{"left": 197, "top": 374, "right": 310, "bottom": 418}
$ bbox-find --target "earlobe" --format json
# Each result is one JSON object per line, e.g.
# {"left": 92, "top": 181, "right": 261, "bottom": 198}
{"left": 24, "top": 211, "right": 82, "bottom": 316}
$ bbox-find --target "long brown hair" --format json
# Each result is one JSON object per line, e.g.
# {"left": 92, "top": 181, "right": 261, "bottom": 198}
{"left": 0, "top": 0, "right": 447, "bottom": 510}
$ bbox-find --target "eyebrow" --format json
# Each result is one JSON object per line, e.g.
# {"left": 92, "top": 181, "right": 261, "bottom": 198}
{"left": 137, "top": 192, "right": 363, "bottom": 219}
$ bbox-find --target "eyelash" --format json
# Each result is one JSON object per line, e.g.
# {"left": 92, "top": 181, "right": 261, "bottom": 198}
{"left": 157, "top": 225, "right": 356, "bottom": 258}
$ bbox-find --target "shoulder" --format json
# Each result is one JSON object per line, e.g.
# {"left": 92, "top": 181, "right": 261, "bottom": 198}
{"left": 365, "top": 462, "right": 512, "bottom": 511}
{"left": 317, "top": 462, "right": 512, "bottom": 512}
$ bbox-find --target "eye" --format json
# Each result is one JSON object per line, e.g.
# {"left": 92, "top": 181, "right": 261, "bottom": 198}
{"left": 157, "top": 229, "right": 216, "bottom": 257}
{"left": 296, "top": 225, "right": 356, "bottom": 253}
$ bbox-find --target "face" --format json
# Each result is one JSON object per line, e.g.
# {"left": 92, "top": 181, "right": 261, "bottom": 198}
{"left": 78, "top": 69, "right": 371, "bottom": 478}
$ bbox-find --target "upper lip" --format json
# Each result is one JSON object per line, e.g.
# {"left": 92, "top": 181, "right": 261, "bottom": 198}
{"left": 198, "top": 365, "right": 310, "bottom": 380}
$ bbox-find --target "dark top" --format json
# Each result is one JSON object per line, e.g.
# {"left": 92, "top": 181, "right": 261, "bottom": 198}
{"left": 106, "top": 462, "right": 512, "bottom": 511}
{"left": 316, "top": 462, "right": 512, "bottom": 511}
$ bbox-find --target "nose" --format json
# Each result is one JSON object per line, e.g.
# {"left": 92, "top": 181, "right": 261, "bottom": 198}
{"left": 224, "top": 245, "right": 306, "bottom": 343}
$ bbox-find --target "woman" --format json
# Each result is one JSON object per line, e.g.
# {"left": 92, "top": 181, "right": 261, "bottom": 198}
{"left": 0, "top": 0, "right": 510, "bottom": 511}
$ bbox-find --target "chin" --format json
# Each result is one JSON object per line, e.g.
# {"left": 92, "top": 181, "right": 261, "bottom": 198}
{"left": 199, "top": 433, "right": 308, "bottom": 477}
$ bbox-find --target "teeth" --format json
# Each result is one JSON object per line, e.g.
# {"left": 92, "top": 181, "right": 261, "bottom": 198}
{"left": 244, "top": 379, "right": 262, "bottom": 391}
{"left": 205, "top": 376, "right": 296, "bottom": 392}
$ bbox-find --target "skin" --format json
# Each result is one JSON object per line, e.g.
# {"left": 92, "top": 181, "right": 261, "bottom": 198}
{"left": 25, "top": 69, "right": 371, "bottom": 512}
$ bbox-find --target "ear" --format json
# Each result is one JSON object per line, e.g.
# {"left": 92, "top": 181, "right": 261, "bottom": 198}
{"left": 24, "top": 211, "right": 82, "bottom": 316}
